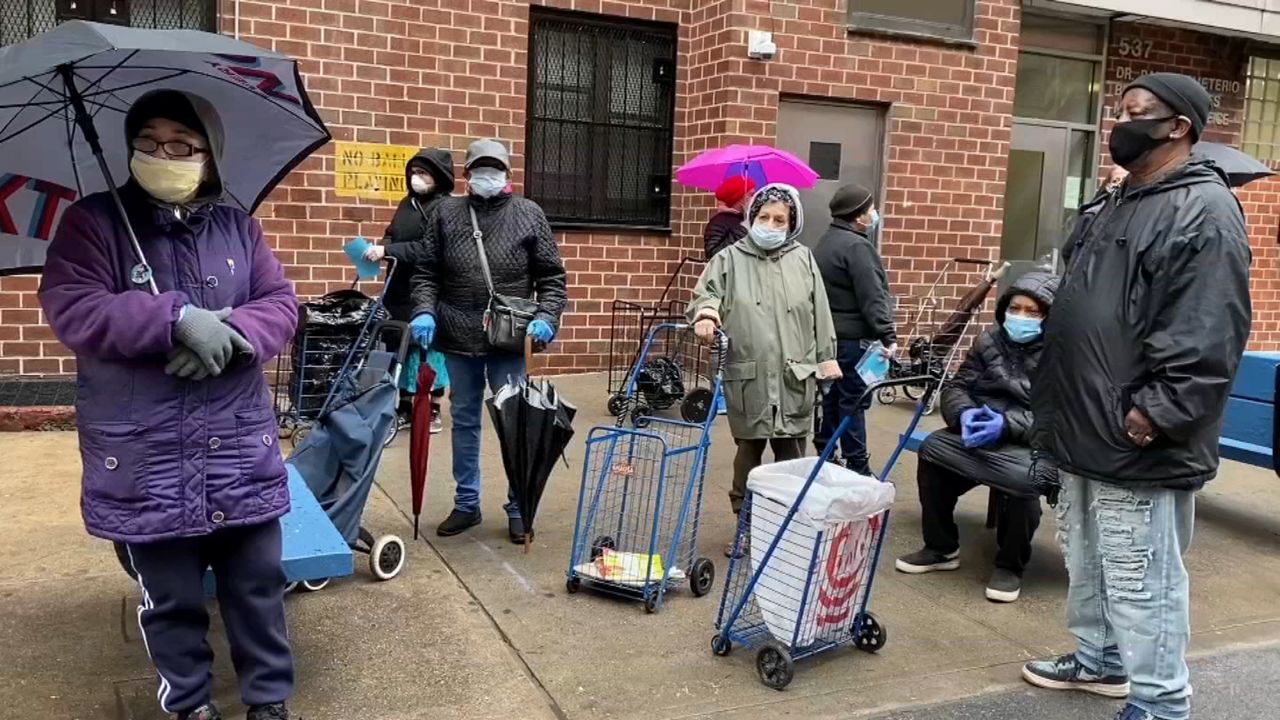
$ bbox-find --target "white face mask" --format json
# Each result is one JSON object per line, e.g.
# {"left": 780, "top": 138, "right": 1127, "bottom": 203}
{"left": 130, "top": 152, "right": 205, "bottom": 205}
{"left": 748, "top": 222, "right": 789, "bottom": 251}
{"left": 409, "top": 174, "right": 433, "bottom": 194}
{"left": 468, "top": 168, "right": 507, "bottom": 198}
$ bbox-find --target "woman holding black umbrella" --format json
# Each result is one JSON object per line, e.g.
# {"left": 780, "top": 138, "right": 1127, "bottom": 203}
{"left": 40, "top": 91, "right": 298, "bottom": 720}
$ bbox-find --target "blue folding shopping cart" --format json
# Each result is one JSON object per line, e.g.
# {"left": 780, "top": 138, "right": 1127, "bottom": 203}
{"left": 566, "top": 323, "right": 726, "bottom": 612}
{"left": 712, "top": 377, "right": 937, "bottom": 688}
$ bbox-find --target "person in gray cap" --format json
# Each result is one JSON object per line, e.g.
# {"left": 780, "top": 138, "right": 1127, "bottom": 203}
{"left": 810, "top": 182, "right": 897, "bottom": 476}
{"left": 1022, "top": 72, "right": 1251, "bottom": 720}
{"left": 409, "top": 138, "right": 568, "bottom": 543}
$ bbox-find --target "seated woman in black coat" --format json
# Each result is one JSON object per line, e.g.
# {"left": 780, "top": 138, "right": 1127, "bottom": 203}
{"left": 894, "top": 271, "right": 1059, "bottom": 604}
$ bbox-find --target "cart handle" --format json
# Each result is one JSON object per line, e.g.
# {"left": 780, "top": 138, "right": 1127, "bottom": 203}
{"left": 952, "top": 257, "right": 993, "bottom": 266}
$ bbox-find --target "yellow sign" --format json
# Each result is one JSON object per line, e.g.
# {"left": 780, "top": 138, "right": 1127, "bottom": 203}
{"left": 334, "top": 141, "right": 418, "bottom": 201}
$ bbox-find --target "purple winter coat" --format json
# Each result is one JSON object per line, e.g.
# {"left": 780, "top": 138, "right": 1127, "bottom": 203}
{"left": 39, "top": 182, "right": 298, "bottom": 543}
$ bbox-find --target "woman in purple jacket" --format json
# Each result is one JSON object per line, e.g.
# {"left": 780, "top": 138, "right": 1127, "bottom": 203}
{"left": 39, "top": 91, "right": 298, "bottom": 720}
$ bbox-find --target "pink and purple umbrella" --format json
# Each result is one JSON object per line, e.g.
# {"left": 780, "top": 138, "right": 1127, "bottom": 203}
{"left": 675, "top": 144, "right": 819, "bottom": 191}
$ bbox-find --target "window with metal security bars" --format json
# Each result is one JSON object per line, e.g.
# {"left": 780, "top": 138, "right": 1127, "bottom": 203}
{"left": 2, "top": 0, "right": 216, "bottom": 47}
{"left": 526, "top": 9, "right": 677, "bottom": 229}
{"left": 1243, "top": 56, "right": 1280, "bottom": 164}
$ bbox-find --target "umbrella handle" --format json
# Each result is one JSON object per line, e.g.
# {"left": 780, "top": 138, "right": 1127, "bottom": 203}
{"left": 58, "top": 66, "right": 158, "bottom": 296}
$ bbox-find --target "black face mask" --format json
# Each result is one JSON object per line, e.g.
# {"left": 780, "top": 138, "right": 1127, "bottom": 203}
{"left": 1108, "top": 116, "right": 1177, "bottom": 169}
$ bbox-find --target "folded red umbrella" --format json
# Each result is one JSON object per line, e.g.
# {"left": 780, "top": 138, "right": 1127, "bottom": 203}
{"left": 410, "top": 359, "right": 437, "bottom": 540}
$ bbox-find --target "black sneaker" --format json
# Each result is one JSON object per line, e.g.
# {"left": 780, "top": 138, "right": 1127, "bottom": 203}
{"left": 1022, "top": 653, "right": 1130, "bottom": 698}
{"left": 985, "top": 568, "right": 1022, "bottom": 603}
{"left": 1113, "top": 704, "right": 1157, "bottom": 720}
{"left": 894, "top": 547, "right": 960, "bottom": 574}
{"left": 246, "top": 703, "right": 289, "bottom": 720}
{"left": 436, "top": 509, "right": 482, "bottom": 537}
{"left": 509, "top": 517, "right": 528, "bottom": 545}
{"left": 177, "top": 704, "right": 221, "bottom": 720}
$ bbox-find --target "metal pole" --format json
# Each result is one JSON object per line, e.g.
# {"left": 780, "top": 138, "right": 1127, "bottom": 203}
{"left": 57, "top": 64, "right": 158, "bottom": 295}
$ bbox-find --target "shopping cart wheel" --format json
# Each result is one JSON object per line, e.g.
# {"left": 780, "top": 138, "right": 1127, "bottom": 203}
{"left": 853, "top": 611, "right": 887, "bottom": 653}
{"left": 902, "top": 383, "right": 926, "bottom": 402}
{"left": 284, "top": 581, "right": 299, "bottom": 594}
{"left": 607, "top": 393, "right": 629, "bottom": 417}
{"left": 680, "top": 388, "right": 714, "bottom": 423}
{"left": 300, "top": 577, "right": 330, "bottom": 592}
{"left": 876, "top": 386, "right": 898, "bottom": 405}
{"left": 589, "top": 535, "right": 615, "bottom": 561}
{"left": 689, "top": 557, "right": 715, "bottom": 597}
{"left": 643, "top": 592, "right": 660, "bottom": 614}
{"left": 370, "top": 535, "right": 406, "bottom": 581}
{"left": 631, "top": 405, "right": 652, "bottom": 428}
{"left": 290, "top": 424, "right": 311, "bottom": 449}
{"left": 566, "top": 576, "right": 581, "bottom": 594}
{"left": 710, "top": 634, "right": 732, "bottom": 657}
{"left": 382, "top": 421, "right": 399, "bottom": 449}
{"left": 756, "top": 642, "right": 794, "bottom": 690}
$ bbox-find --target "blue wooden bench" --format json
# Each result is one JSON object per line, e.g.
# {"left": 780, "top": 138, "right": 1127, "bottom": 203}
{"left": 280, "top": 464, "right": 354, "bottom": 582}
{"left": 1220, "top": 351, "right": 1278, "bottom": 470}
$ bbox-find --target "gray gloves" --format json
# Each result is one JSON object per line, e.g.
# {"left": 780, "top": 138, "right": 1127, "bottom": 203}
{"left": 167, "top": 306, "right": 255, "bottom": 380}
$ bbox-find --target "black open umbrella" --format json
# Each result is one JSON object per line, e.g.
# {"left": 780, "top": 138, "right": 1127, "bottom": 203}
{"left": 486, "top": 377, "right": 576, "bottom": 552}
{"left": 1194, "top": 142, "right": 1275, "bottom": 187}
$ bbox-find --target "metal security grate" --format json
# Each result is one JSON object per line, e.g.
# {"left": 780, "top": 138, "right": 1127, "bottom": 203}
{"left": 526, "top": 9, "right": 677, "bottom": 229}
{"left": 2, "top": 1, "right": 215, "bottom": 47}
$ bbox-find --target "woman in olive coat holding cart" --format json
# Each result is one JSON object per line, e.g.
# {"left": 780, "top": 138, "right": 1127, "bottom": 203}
{"left": 687, "top": 183, "right": 840, "bottom": 555}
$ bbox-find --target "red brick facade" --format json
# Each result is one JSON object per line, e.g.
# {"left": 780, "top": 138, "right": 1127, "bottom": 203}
{"left": 0, "top": 0, "right": 1276, "bottom": 377}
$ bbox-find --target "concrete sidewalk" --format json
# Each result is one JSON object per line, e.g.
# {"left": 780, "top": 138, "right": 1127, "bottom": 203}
{"left": 2, "top": 371, "right": 1279, "bottom": 719}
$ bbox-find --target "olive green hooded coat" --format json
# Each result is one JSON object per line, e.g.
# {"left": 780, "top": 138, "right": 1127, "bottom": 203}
{"left": 687, "top": 184, "right": 838, "bottom": 440}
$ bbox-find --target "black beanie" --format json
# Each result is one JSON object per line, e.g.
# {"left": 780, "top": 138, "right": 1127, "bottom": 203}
{"left": 829, "top": 183, "right": 874, "bottom": 218}
{"left": 1123, "top": 73, "right": 1212, "bottom": 141}
{"left": 125, "top": 90, "right": 207, "bottom": 142}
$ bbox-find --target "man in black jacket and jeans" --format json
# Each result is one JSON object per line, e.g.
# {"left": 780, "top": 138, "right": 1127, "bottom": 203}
{"left": 812, "top": 183, "right": 896, "bottom": 474}
{"left": 1022, "top": 74, "right": 1252, "bottom": 720}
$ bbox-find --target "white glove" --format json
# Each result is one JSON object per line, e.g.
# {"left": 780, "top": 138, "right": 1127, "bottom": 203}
{"left": 363, "top": 244, "right": 386, "bottom": 262}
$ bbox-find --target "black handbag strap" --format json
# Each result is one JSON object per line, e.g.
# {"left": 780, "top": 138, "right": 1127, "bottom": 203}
{"left": 469, "top": 206, "right": 498, "bottom": 302}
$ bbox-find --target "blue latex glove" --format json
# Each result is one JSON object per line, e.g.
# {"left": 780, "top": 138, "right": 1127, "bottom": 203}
{"left": 528, "top": 319, "right": 554, "bottom": 344}
{"left": 965, "top": 411, "right": 1005, "bottom": 448}
{"left": 410, "top": 313, "right": 436, "bottom": 347}
{"left": 960, "top": 406, "right": 995, "bottom": 447}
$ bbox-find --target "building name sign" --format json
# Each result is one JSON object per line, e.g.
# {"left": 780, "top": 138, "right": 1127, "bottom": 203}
{"left": 1105, "top": 66, "right": 1239, "bottom": 127}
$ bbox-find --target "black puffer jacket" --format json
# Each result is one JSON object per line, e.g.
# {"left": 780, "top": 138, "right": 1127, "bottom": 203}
{"left": 703, "top": 210, "right": 747, "bottom": 259}
{"left": 381, "top": 148, "right": 455, "bottom": 321}
{"left": 941, "top": 271, "right": 1058, "bottom": 445}
{"left": 409, "top": 193, "right": 568, "bottom": 356}
{"left": 1030, "top": 157, "right": 1252, "bottom": 490}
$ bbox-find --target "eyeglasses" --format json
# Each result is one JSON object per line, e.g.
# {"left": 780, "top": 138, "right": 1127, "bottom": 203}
{"left": 130, "top": 137, "right": 208, "bottom": 158}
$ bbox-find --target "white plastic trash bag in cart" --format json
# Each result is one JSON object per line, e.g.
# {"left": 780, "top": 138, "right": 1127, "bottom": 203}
{"left": 745, "top": 459, "right": 895, "bottom": 648}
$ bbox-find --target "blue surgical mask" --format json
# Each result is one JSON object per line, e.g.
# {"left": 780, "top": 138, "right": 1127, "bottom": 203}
{"left": 748, "top": 222, "right": 789, "bottom": 251}
{"left": 868, "top": 208, "right": 882, "bottom": 232}
{"left": 468, "top": 168, "right": 508, "bottom": 198}
{"left": 1003, "top": 313, "right": 1043, "bottom": 343}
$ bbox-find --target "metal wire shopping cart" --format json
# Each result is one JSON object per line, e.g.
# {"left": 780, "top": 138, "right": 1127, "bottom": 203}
{"left": 566, "top": 323, "right": 726, "bottom": 613}
{"left": 713, "top": 377, "right": 937, "bottom": 688}
{"left": 606, "top": 256, "right": 705, "bottom": 418}
{"left": 878, "top": 258, "right": 1008, "bottom": 413}
{"left": 274, "top": 259, "right": 397, "bottom": 448}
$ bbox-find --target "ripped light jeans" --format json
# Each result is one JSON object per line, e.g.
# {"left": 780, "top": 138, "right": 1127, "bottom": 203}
{"left": 1056, "top": 471, "right": 1195, "bottom": 720}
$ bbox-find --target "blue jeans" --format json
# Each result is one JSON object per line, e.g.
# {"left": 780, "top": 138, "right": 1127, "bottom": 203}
{"left": 444, "top": 353, "right": 526, "bottom": 518}
{"left": 1057, "top": 472, "right": 1195, "bottom": 720}
{"left": 815, "top": 339, "right": 872, "bottom": 474}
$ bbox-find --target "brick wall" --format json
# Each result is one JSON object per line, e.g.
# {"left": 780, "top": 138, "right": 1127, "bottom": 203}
{"left": 7, "top": 1, "right": 1278, "bottom": 378}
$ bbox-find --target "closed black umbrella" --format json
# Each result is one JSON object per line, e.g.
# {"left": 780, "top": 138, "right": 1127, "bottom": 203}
{"left": 1194, "top": 142, "right": 1275, "bottom": 187}
{"left": 486, "top": 378, "right": 576, "bottom": 552}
